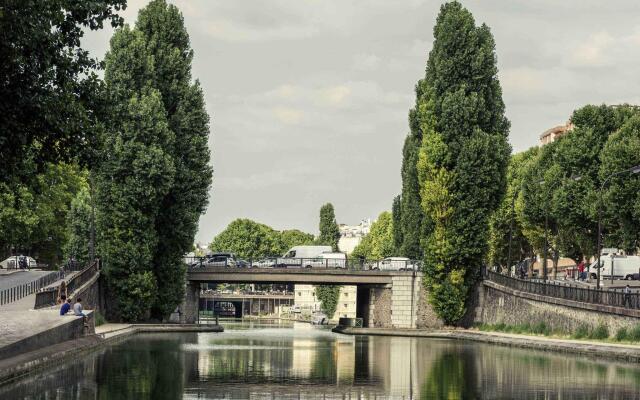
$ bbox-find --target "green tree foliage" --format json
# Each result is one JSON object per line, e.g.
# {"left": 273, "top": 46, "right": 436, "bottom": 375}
{"left": 518, "top": 105, "right": 640, "bottom": 274}
{"left": 97, "top": 1, "right": 212, "bottom": 321}
{"left": 0, "top": 0, "right": 125, "bottom": 177}
{"left": 64, "top": 187, "right": 93, "bottom": 267}
{"left": 318, "top": 203, "right": 340, "bottom": 251}
{"left": 352, "top": 212, "right": 395, "bottom": 260}
{"left": 391, "top": 195, "right": 403, "bottom": 254}
{"left": 416, "top": 2, "right": 510, "bottom": 324}
{"left": 209, "top": 219, "right": 286, "bottom": 260}
{"left": 0, "top": 162, "right": 86, "bottom": 265}
{"left": 399, "top": 109, "right": 425, "bottom": 259}
{"left": 134, "top": 0, "right": 213, "bottom": 320}
{"left": 600, "top": 115, "right": 640, "bottom": 252}
{"left": 96, "top": 90, "right": 175, "bottom": 321}
{"left": 279, "top": 229, "right": 315, "bottom": 250}
{"left": 209, "top": 219, "right": 315, "bottom": 260}
{"left": 315, "top": 285, "right": 341, "bottom": 318}
{"left": 488, "top": 148, "right": 538, "bottom": 269}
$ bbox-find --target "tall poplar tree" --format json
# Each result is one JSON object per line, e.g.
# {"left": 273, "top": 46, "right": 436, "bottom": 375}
{"left": 318, "top": 203, "right": 340, "bottom": 251}
{"left": 391, "top": 195, "right": 403, "bottom": 254}
{"left": 135, "top": 0, "right": 213, "bottom": 319}
{"left": 416, "top": 2, "right": 510, "bottom": 324}
{"left": 399, "top": 105, "right": 426, "bottom": 259}
{"left": 98, "top": 1, "right": 211, "bottom": 321}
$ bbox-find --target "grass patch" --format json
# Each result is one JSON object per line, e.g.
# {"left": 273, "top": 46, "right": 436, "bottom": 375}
{"left": 572, "top": 325, "right": 589, "bottom": 340}
{"left": 94, "top": 311, "right": 106, "bottom": 326}
{"left": 615, "top": 327, "right": 629, "bottom": 342}
{"left": 629, "top": 325, "right": 640, "bottom": 342}
{"left": 589, "top": 324, "right": 609, "bottom": 340}
{"left": 477, "top": 322, "right": 553, "bottom": 336}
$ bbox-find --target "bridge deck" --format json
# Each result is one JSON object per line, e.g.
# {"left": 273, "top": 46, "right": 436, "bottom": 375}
{"left": 187, "top": 267, "right": 418, "bottom": 286}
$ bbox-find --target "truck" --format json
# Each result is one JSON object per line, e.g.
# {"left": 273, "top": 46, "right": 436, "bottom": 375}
{"left": 275, "top": 245, "right": 340, "bottom": 268}
{"left": 589, "top": 251, "right": 640, "bottom": 280}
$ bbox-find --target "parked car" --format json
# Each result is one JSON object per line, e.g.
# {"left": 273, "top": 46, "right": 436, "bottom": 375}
{"left": 251, "top": 258, "right": 276, "bottom": 268}
{"left": 192, "top": 253, "right": 238, "bottom": 268}
{"left": 302, "top": 252, "right": 347, "bottom": 269}
{"left": 0, "top": 255, "right": 37, "bottom": 269}
{"left": 375, "top": 257, "right": 417, "bottom": 271}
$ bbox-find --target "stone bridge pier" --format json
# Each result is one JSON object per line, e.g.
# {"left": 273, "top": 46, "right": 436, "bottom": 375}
{"left": 357, "top": 275, "right": 423, "bottom": 329}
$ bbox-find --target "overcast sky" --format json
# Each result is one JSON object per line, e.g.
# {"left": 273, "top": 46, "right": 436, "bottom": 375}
{"left": 83, "top": 0, "right": 640, "bottom": 243}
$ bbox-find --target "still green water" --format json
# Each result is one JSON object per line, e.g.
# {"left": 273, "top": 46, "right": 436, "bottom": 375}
{"left": 2, "top": 320, "right": 640, "bottom": 399}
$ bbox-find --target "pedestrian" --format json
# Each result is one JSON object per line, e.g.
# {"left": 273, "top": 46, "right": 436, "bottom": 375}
{"left": 73, "top": 297, "right": 86, "bottom": 317}
{"left": 18, "top": 254, "right": 27, "bottom": 270}
{"left": 60, "top": 297, "right": 72, "bottom": 315}
{"left": 624, "top": 285, "right": 632, "bottom": 308}
{"left": 577, "top": 260, "right": 585, "bottom": 281}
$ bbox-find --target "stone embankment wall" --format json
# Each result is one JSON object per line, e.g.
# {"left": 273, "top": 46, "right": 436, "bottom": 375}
{"left": 480, "top": 280, "right": 640, "bottom": 333}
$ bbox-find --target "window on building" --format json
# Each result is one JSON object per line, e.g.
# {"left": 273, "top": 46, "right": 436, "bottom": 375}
{"left": 344, "top": 303, "right": 347, "bottom": 308}
{"left": 298, "top": 292, "right": 302, "bottom": 296}
{"left": 344, "top": 292, "right": 348, "bottom": 297}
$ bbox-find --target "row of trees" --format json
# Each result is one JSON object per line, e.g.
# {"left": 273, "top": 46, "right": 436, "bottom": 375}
{"left": 391, "top": 2, "right": 640, "bottom": 325}
{"left": 489, "top": 105, "right": 640, "bottom": 277}
{"left": 1, "top": 1, "right": 213, "bottom": 321}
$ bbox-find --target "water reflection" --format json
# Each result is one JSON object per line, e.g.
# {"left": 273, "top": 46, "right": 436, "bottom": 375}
{"left": 2, "top": 320, "right": 640, "bottom": 399}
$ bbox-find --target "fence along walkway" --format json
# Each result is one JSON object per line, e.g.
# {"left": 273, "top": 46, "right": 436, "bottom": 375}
{"left": 34, "top": 260, "right": 100, "bottom": 309}
{"left": 485, "top": 270, "right": 640, "bottom": 310}
{"left": 0, "top": 271, "right": 62, "bottom": 306}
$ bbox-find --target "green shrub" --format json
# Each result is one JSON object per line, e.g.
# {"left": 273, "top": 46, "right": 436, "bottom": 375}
{"left": 495, "top": 322, "right": 507, "bottom": 332}
{"left": 628, "top": 325, "right": 640, "bottom": 342}
{"left": 573, "top": 325, "right": 589, "bottom": 339}
{"left": 589, "top": 324, "right": 609, "bottom": 340}
{"left": 532, "top": 322, "right": 550, "bottom": 336}
{"left": 615, "top": 327, "right": 629, "bottom": 342}
{"left": 94, "top": 311, "right": 106, "bottom": 327}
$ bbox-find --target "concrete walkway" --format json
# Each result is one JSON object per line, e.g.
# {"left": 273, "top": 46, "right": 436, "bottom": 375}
{"left": 0, "top": 271, "right": 79, "bottom": 312}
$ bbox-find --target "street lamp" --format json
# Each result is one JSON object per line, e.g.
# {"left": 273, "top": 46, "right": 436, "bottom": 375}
{"left": 538, "top": 174, "right": 582, "bottom": 281}
{"left": 506, "top": 192, "right": 516, "bottom": 276}
{"left": 595, "top": 164, "right": 640, "bottom": 290}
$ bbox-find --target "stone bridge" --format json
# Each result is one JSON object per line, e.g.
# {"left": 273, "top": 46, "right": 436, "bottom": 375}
{"left": 182, "top": 267, "right": 424, "bottom": 328}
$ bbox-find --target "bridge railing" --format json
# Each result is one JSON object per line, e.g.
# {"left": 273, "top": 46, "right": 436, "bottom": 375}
{"left": 34, "top": 259, "right": 100, "bottom": 309}
{"left": 485, "top": 270, "right": 640, "bottom": 310}
{"left": 184, "top": 256, "right": 423, "bottom": 272}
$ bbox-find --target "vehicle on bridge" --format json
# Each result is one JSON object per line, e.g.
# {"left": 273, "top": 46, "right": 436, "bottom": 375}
{"left": 189, "top": 253, "right": 241, "bottom": 268}
{"left": 273, "top": 245, "right": 336, "bottom": 268}
{"left": 590, "top": 251, "right": 640, "bottom": 281}
{"left": 371, "top": 257, "right": 418, "bottom": 271}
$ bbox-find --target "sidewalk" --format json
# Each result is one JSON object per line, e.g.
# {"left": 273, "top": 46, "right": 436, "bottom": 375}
{"left": 0, "top": 271, "right": 79, "bottom": 312}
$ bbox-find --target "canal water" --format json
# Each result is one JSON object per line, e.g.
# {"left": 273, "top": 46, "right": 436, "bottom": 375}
{"left": 2, "top": 320, "right": 640, "bottom": 399}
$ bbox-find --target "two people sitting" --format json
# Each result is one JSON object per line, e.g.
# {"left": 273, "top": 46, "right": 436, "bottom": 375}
{"left": 59, "top": 294, "right": 86, "bottom": 317}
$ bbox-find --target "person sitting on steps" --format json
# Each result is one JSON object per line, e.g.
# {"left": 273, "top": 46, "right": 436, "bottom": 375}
{"left": 60, "top": 295, "right": 72, "bottom": 315}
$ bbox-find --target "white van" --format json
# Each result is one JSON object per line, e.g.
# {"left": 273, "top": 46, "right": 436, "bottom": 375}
{"left": 592, "top": 254, "right": 640, "bottom": 280}
{"left": 0, "top": 256, "right": 37, "bottom": 269}
{"left": 275, "top": 246, "right": 332, "bottom": 268}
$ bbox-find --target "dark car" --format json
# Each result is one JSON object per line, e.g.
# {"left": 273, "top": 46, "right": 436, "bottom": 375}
{"left": 624, "top": 273, "right": 640, "bottom": 280}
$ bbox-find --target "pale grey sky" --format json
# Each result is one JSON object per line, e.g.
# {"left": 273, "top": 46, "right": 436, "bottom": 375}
{"left": 83, "top": 0, "right": 640, "bottom": 243}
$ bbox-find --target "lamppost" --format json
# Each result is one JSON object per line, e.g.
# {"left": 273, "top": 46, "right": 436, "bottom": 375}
{"left": 506, "top": 193, "right": 515, "bottom": 276}
{"left": 538, "top": 174, "right": 581, "bottom": 281}
{"left": 595, "top": 164, "right": 640, "bottom": 290}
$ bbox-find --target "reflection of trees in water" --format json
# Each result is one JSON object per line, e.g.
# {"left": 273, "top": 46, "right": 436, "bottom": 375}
{"left": 0, "top": 355, "right": 98, "bottom": 399}
{"left": 421, "top": 348, "right": 480, "bottom": 400}
{"left": 96, "top": 334, "right": 187, "bottom": 400}
{"left": 197, "top": 337, "right": 295, "bottom": 381}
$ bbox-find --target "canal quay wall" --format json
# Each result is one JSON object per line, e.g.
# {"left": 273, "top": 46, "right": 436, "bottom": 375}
{"left": 0, "top": 323, "right": 223, "bottom": 386}
{"left": 480, "top": 280, "right": 640, "bottom": 334}
{"left": 332, "top": 326, "right": 640, "bottom": 363}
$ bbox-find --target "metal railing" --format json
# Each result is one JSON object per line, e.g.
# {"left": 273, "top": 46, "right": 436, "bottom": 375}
{"left": 184, "top": 256, "right": 423, "bottom": 272}
{"left": 485, "top": 270, "right": 640, "bottom": 310}
{"left": 0, "top": 271, "right": 62, "bottom": 306}
{"left": 34, "top": 259, "right": 100, "bottom": 309}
